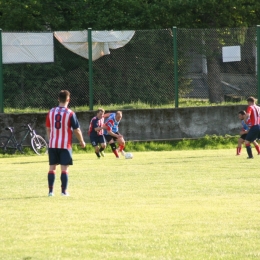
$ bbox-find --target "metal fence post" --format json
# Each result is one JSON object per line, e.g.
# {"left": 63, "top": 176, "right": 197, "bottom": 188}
{"left": 0, "top": 29, "right": 3, "bottom": 113}
{"left": 257, "top": 25, "right": 260, "bottom": 102}
{"left": 88, "top": 28, "right": 93, "bottom": 110}
{"left": 173, "top": 27, "right": 178, "bottom": 108}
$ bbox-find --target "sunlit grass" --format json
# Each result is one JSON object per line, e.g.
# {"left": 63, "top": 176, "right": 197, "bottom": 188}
{"left": 3, "top": 98, "right": 246, "bottom": 113}
{"left": 0, "top": 134, "right": 239, "bottom": 158}
{"left": 0, "top": 150, "right": 260, "bottom": 259}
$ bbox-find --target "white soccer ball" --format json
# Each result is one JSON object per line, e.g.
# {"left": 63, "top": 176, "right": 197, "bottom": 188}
{"left": 125, "top": 152, "right": 133, "bottom": 159}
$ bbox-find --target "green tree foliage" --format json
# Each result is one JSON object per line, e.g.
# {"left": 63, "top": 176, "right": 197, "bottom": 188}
{"left": 1, "top": 0, "right": 260, "bottom": 31}
{"left": 1, "top": 0, "right": 260, "bottom": 107}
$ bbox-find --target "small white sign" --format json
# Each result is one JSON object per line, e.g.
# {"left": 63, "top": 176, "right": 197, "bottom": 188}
{"left": 2, "top": 33, "right": 54, "bottom": 64}
{"left": 222, "top": 46, "right": 241, "bottom": 62}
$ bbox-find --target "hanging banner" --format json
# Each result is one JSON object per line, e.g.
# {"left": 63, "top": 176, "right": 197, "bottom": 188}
{"left": 54, "top": 30, "right": 135, "bottom": 61}
{"left": 2, "top": 32, "right": 54, "bottom": 64}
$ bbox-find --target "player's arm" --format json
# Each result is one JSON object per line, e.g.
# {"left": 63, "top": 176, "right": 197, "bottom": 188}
{"left": 104, "top": 120, "right": 122, "bottom": 138}
{"left": 103, "top": 113, "right": 111, "bottom": 118}
{"left": 73, "top": 128, "right": 86, "bottom": 148}
{"left": 240, "top": 129, "right": 248, "bottom": 135}
{"left": 107, "top": 129, "right": 123, "bottom": 138}
{"left": 94, "top": 121, "right": 103, "bottom": 132}
{"left": 244, "top": 108, "right": 251, "bottom": 123}
{"left": 71, "top": 114, "right": 85, "bottom": 148}
{"left": 45, "top": 113, "right": 51, "bottom": 140}
{"left": 46, "top": 127, "right": 51, "bottom": 140}
{"left": 244, "top": 114, "right": 250, "bottom": 123}
{"left": 94, "top": 126, "right": 103, "bottom": 131}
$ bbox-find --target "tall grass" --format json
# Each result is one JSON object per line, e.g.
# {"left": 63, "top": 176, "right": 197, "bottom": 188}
{"left": 0, "top": 135, "right": 239, "bottom": 158}
{"left": 1, "top": 149, "right": 260, "bottom": 259}
{"left": 125, "top": 135, "right": 238, "bottom": 152}
{"left": 4, "top": 99, "right": 246, "bottom": 113}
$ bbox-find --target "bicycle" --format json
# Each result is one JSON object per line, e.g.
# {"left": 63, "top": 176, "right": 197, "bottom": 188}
{"left": 0, "top": 118, "right": 48, "bottom": 155}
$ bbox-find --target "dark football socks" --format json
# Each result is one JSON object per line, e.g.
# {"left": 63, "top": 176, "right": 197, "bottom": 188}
{"left": 110, "top": 143, "right": 119, "bottom": 158}
{"left": 246, "top": 144, "right": 253, "bottom": 158}
{"left": 48, "top": 171, "right": 55, "bottom": 193}
{"left": 61, "top": 171, "right": 68, "bottom": 194}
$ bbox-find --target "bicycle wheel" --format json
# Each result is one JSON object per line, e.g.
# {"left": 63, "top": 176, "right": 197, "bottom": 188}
{"left": 31, "top": 135, "right": 48, "bottom": 155}
{"left": 0, "top": 136, "right": 16, "bottom": 154}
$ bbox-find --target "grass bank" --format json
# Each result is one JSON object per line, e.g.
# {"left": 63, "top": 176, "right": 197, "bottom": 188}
{"left": 0, "top": 135, "right": 239, "bottom": 157}
{"left": 4, "top": 99, "right": 246, "bottom": 113}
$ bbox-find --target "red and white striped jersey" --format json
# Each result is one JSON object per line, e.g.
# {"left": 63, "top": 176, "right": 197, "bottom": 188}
{"left": 246, "top": 105, "right": 260, "bottom": 126}
{"left": 46, "top": 106, "right": 80, "bottom": 149}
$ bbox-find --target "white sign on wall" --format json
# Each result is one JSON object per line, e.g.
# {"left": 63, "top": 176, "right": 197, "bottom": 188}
{"left": 222, "top": 46, "right": 241, "bottom": 62}
{"left": 2, "top": 33, "right": 54, "bottom": 64}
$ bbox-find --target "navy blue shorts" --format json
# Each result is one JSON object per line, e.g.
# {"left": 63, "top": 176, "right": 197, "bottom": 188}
{"left": 104, "top": 132, "right": 119, "bottom": 143}
{"left": 104, "top": 135, "right": 117, "bottom": 143}
{"left": 48, "top": 148, "right": 73, "bottom": 165}
{"left": 240, "top": 134, "right": 247, "bottom": 140}
{"left": 245, "top": 125, "right": 260, "bottom": 142}
{"left": 90, "top": 135, "right": 106, "bottom": 147}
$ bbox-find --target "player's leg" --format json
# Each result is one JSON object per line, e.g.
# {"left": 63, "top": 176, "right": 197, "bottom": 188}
{"left": 90, "top": 137, "right": 101, "bottom": 158}
{"left": 116, "top": 132, "right": 125, "bottom": 156}
{"left": 110, "top": 142, "right": 119, "bottom": 158}
{"left": 99, "top": 135, "right": 106, "bottom": 157}
{"left": 59, "top": 149, "right": 73, "bottom": 196}
{"left": 105, "top": 135, "right": 119, "bottom": 158}
{"left": 94, "top": 145, "right": 101, "bottom": 158}
{"left": 47, "top": 148, "right": 59, "bottom": 196}
{"left": 252, "top": 140, "right": 260, "bottom": 154}
{"left": 48, "top": 165, "right": 56, "bottom": 196}
{"left": 60, "top": 165, "right": 69, "bottom": 196}
{"left": 245, "top": 126, "right": 260, "bottom": 158}
{"left": 237, "top": 135, "right": 245, "bottom": 155}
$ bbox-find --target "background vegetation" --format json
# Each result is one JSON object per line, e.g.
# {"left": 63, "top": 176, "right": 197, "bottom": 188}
{"left": 0, "top": 135, "right": 240, "bottom": 157}
{"left": 1, "top": 1, "right": 260, "bottom": 110}
{"left": 1, "top": 0, "right": 260, "bottom": 31}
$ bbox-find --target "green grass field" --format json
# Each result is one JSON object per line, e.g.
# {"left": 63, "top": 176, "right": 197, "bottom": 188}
{"left": 1, "top": 149, "right": 260, "bottom": 260}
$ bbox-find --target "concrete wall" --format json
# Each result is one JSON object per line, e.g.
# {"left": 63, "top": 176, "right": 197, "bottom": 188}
{"left": 0, "top": 105, "right": 246, "bottom": 145}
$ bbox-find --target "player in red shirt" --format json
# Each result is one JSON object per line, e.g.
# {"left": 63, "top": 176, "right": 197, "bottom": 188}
{"left": 244, "top": 97, "right": 260, "bottom": 158}
{"left": 236, "top": 110, "right": 260, "bottom": 155}
{"left": 46, "top": 90, "right": 85, "bottom": 196}
{"left": 88, "top": 108, "right": 109, "bottom": 158}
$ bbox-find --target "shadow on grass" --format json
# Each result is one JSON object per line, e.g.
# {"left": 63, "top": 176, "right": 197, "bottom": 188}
{"left": 0, "top": 196, "right": 47, "bottom": 200}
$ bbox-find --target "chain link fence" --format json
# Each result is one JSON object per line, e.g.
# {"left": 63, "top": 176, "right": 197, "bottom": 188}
{"left": 2, "top": 27, "right": 258, "bottom": 110}
{"left": 177, "top": 27, "right": 257, "bottom": 103}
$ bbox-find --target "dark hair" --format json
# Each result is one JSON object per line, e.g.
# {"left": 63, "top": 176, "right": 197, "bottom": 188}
{"left": 247, "top": 96, "right": 256, "bottom": 103}
{"left": 238, "top": 110, "right": 246, "bottom": 115}
{"left": 59, "top": 90, "right": 70, "bottom": 103}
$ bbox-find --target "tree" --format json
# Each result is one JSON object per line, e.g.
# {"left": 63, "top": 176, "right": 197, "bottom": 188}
{"left": 1, "top": 0, "right": 260, "bottom": 105}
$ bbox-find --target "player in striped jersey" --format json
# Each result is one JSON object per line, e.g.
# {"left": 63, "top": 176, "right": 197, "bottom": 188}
{"left": 46, "top": 90, "right": 85, "bottom": 196}
{"left": 88, "top": 108, "right": 107, "bottom": 158}
{"left": 244, "top": 97, "right": 260, "bottom": 158}
{"left": 236, "top": 110, "right": 260, "bottom": 155}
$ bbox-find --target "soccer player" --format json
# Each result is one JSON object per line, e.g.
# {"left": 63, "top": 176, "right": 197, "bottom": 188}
{"left": 244, "top": 97, "right": 260, "bottom": 159}
{"left": 46, "top": 90, "right": 86, "bottom": 196}
{"left": 236, "top": 110, "right": 260, "bottom": 155}
{"left": 88, "top": 108, "right": 107, "bottom": 158}
{"left": 103, "top": 111, "right": 125, "bottom": 158}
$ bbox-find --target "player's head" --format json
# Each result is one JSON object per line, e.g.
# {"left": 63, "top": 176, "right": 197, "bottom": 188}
{"left": 247, "top": 96, "right": 256, "bottom": 104}
{"left": 96, "top": 108, "right": 105, "bottom": 119}
{"left": 58, "top": 90, "right": 70, "bottom": 103}
{"left": 238, "top": 110, "right": 246, "bottom": 120}
{"left": 115, "top": 111, "right": 122, "bottom": 122}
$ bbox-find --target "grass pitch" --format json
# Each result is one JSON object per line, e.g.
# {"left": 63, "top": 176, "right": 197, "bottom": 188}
{"left": 0, "top": 150, "right": 260, "bottom": 260}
